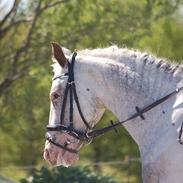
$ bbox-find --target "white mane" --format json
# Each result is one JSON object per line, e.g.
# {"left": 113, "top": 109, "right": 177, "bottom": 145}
{"left": 52, "top": 46, "right": 183, "bottom": 86}
{"left": 79, "top": 45, "right": 183, "bottom": 79}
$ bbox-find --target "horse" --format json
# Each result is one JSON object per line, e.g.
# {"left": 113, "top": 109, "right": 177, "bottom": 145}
{"left": 44, "top": 43, "right": 183, "bottom": 183}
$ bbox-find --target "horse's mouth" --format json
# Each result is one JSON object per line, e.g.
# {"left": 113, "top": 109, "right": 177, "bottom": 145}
{"left": 43, "top": 145, "right": 79, "bottom": 167}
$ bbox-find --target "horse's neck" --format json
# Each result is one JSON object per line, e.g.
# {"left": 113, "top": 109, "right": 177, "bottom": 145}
{"left": 79, "top": 52, "right": 180, "bottom": 109}
{"left": 77, "top": 51, "right": 183, "bottom": 153}
{"left": 75, "top": 50, "right": 183, "bottom": 181}
{"left": 84, "top": 47, "right": 182, "bottom": 95}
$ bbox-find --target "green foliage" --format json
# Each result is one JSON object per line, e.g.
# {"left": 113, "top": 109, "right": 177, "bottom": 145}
{"left": 138, "top": 18, "right": 183, "bottom": 61}
{"left": 20, "top": 166, "right": 119, "bottom": 183}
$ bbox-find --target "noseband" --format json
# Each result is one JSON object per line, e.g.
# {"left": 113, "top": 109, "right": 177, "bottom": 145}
{"left": 46, "top": 52, "right": 183, "bottom": 154}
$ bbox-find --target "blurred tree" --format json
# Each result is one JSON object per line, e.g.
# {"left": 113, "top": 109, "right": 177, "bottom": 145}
{"left": 0, "top": 0, "right": 69, "bottom": 95}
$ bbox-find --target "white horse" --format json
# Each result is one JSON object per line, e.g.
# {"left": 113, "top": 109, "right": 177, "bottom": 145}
{"left": 44, "top": 43, "right": 183, "bottom": 183}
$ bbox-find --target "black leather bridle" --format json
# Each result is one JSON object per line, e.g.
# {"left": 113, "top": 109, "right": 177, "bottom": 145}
{"left": 46, "top": 52, "right": 183, "bottom": 154}
{"left": 46, "top": 52, "right": 92, "bottom": 154}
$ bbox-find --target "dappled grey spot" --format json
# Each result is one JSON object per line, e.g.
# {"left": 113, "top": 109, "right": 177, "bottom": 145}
{"left": 142, "top": 54, "right": 149, "bottom": 64}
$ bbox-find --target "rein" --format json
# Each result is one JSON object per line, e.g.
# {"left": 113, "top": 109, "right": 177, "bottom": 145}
{"left": 46, "top": 52, "right": 183, "bottom": 153}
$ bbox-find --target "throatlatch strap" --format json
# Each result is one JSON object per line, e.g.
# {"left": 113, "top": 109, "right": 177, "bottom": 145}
{"left": 58, "top": 52, "right": 92, "bottom": 130}
{"left": 72, "top": 83, "right": 92, "bottom": 129}
{"left": 69, "top": 52, "right": 92, "bottom": 129}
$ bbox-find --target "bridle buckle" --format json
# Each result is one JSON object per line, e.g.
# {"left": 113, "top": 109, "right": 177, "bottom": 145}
{"left": 68, "top": 81, "right": 75, "bottom": 85}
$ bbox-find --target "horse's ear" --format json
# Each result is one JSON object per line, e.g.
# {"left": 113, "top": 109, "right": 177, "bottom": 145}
{"left": 51, "top": 42, "right": 67, "bottom": 68}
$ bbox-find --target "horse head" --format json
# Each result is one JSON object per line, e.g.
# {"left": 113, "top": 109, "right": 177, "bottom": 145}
{"left": 43, "top": 43, "right": 105, "bottom": 167}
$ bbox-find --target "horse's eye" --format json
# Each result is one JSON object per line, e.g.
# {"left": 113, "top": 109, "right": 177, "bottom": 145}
{"left": 53, "top": 93, "right": 59, "bottom": 99}
{"left": 50, "top": 93, "right": 60, "bottom": 100}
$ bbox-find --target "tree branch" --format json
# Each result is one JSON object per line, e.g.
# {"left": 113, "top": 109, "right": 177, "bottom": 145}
{"left": 0, "top": 0, "right": 20, "bottom": 28}
{"left": 11, "top": 1, "right": 41, "bottom": 74}
{"left": 0, "top": 0, "right": 70, "bottom": 96}
{"left": 154, "top": 0, "right": 181, "bottom": 21}
{"left": 0, "top": 19, "right": 32, "bottom": 38}
{"left": 39, "top": 0, "right": 69, "bottom": 13}
{"left": 0, "top": 78, "right": 16, "bottom": 95}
